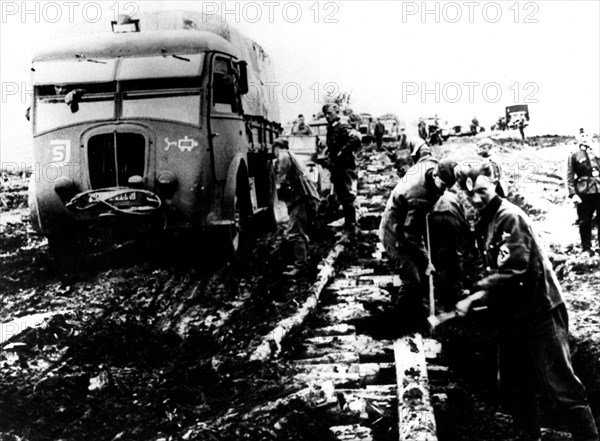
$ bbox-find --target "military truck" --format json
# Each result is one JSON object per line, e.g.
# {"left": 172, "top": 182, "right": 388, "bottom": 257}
{"left": 28, "top": 11, "right": 282, "bottom": 258}
{"left": 505, "top": 104, "right": 530, "bottom": 129}
{"left": 358, "top": 113, "right": 374, "bottom": 144}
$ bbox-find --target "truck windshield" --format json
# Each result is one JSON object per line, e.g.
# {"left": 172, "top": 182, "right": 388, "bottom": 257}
{"left": 121, "top": 77, "right": 201, "bottom": 125}
{"left": 35, "top": 83, "right": 115, "bottom": 133}
{"left": 33, "top": 54, "right": 204, "bottom": 131}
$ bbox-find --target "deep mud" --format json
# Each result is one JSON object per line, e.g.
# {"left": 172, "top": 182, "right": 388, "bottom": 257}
{"left": 0, "top": 172, "right": 339, "bottom": 440}
{"left": 1, "top": 135, "right": 599, "bottom": 440}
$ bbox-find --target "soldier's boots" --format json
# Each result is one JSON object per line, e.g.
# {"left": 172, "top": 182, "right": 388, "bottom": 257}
{"left": 566, "top": 406, "right": 600, "bottom": 441}
{"left": 342, "top": 203, "right": 356, "bottom": 230}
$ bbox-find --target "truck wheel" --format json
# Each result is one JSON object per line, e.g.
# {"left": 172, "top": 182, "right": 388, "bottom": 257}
{"left": 266, "top": 159, "right": 285, "bottom": 228}
{"left": 219, "top": 172, "right": 251, "bottom": 259}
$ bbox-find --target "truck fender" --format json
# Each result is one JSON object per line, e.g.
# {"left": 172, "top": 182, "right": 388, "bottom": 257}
{"left": 27, "top": 175, "right": 43, "bottom": 233}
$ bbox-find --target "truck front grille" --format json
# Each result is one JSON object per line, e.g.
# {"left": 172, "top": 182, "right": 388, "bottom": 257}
{"left": 88, "top": 133, "right": 145, "bottom": 189}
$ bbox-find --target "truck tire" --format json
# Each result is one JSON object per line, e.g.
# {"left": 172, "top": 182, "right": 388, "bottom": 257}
{"left": 218, "top": 168, "right": 252, "bottom": 259}
{"left": 265, "top": 159, "right": 284, "bottom": 228}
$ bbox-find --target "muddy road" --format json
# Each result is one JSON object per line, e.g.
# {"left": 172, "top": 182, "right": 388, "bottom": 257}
{"left": 1, "top": 135, "right": 599, "bottom": 440}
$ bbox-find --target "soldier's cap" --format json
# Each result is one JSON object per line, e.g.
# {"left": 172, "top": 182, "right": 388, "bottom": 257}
{"left": 273, "top": 138, "right": 289, "bottom": 149}
{"left": 436, "top": 159, "right": 458, "bottom": 188}
{"left": 455, "top": 162, "right": 495, "bottom": 191}
{"left": 476, "top": 138, "right": 495, "bottom": 150}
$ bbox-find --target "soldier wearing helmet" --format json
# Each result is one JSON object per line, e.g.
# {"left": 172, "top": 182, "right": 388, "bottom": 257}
{"left": 476, "top": 137, "right": 506, "bottom": 197}
{"left": 322, "top": 103, "right": 362, "bottom": 234}
{"left": 566, "top": 129, "right": 600, "bottom": 256}
{"left": 379, "top": 157, "right": 458, "bottom": 331}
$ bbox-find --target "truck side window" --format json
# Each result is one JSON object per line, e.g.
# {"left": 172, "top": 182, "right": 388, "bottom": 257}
{"left": 213, "top": 58, "right": 238, "bottom": 114}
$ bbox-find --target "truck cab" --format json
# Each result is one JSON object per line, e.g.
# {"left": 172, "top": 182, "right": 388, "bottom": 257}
{"left": 28, "top": 12, "right": 281, "bottom": 258}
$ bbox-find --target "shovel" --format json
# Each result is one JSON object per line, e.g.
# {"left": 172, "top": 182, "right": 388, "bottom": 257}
{"left": 427, "top": 306, "right": 488, "bottom": 331}
{"left": 425, "top": 214, "right": 436, "bottom": 321}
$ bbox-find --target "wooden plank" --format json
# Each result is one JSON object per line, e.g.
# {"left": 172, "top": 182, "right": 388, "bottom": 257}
{"left": 313, "top": 324, "right": 356, "bottom": 336}
{"left": 294, "top": 372, "right": 362, "bottom": 385}
{"left": 1, "top": 310, "right": 70, "bottom": 346}
{"left": 329, "top": 424, "right": 373, "bottom": 441}
{"left": 298, "top": 337, "right": 394, "bottom": 360}
{"left": 295, "top": 352, "right": 360, "bottom": 365}
{"left": 322, "top": 303, "right": 370, "bottom": 323}
{"left": 295, "top": 362, "right": 395, "bottom": 377}
{"left": 394, "top": 334, "right": 438, "bottom": 441}
{"left": 250, "top": 243, "right": 345, "bottom": 361}
{"left": 332, "top": 286, "right": 392, "bottom": 304}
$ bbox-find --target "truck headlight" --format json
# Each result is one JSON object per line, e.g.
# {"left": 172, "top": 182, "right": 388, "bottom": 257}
{"left": 156, "top": 171, "right": 177, "bottom": 199}
{"left": 54, "top": 177, "right": 78, "bottom": 204}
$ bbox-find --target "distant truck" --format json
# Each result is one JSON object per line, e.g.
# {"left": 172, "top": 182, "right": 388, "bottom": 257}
{"left": 381, "top": 118, "right": 401, "bottom": 142}
{"left": 308, "top": 115, "right": 351, "bottom": 148}
{"left": 505, "top": 104, "right": 530, "bottom": 129}
{"left": 279, "top": 135, "right": 332, "bottom": 196}
{"left": 28, "top": 11, "right": 282, "bottom": 259}
{"left": 423, "top": 117, "right": 450, "bottom": 144}
{"left": 358, "top": 113, "right": 374, "bottom": 144}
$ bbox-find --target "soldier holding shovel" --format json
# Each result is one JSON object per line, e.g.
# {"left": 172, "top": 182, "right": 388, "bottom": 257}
{"left": 448, "top": 162, "right": 599, "bottom": 441}
{"left": 378, "top": 158, "right": 457, "bottom": 332}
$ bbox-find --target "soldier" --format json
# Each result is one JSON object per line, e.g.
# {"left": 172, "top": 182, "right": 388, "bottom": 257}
{"left": 292, "top": 114, "right": 313, "bottom": 136}
{"left": 567, "top": 130, "right": 600, "bottom": 256}
{"left": 418, "top": 117, "right": 428, "bottom": 141}
{"left": 374, "top": 118, "right": 385, "bottom": 149}
{"left": 476, "top": 137, "right": 507, "bottom": 197}
{"left": 454, "top": 162, "right": 599, "bottom": 441}
{"left": 273, "top": 138, "right": 320, "bottom": 277}
{"left": 322, "top": 103, "right": 362, "bottom": 233}
{"left": 379, "top": 158, "right": 458, "bottom": 329}
{"left": 25, "top": 84, "right": 85, "bottom": 121}
{"left": 408, "top": 136, "right": 432, "bottom": 164}
{"left": 429, "top": 188, "right": 476, "bottom": 310}
{"left": 470, "top": 116, "right": 479, "bottom": 135}
{"left": 518, "top": 116, "right": 527, "bottom": 142}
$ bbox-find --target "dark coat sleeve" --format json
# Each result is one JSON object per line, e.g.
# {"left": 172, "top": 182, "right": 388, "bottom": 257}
{"left": 566, "top": 151, "right": 577, "bottom": 196}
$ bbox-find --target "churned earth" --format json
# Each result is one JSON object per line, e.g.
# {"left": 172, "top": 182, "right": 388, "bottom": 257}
{"left": 1, "top": 134, "right": 599, "bottom": 440}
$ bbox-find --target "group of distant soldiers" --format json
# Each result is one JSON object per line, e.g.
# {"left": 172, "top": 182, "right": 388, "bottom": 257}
{"left": 273, "top": 112, "right": 599, "bottom": 440}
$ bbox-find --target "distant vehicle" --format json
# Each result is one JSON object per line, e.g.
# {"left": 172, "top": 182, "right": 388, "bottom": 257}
{"left": 281, "top": 123, "right": 294, "bottom": 136}
{"left": 505, "top": 104, "right": 530, "bottom": 129}
{"left": 358, "top": 113, "right": 374, "bottom": 144}
{"left": 28, "top": 11, "right": 282, "bottom": 259}
{"left": 491, "top": 116, "right": 508, "bottom": 131}
{"left": 449, "top": 121, "right": 483, "bottom": 137}
{"left": 423, "top": 117, "right": 450, "bottom": 142}
{"left": 308, "top": 115, "right": 350, "bottom": 148}
{"left": 381, "top": 118, "right": 400, "bottom": 142}
{"left": 280, "top": 135, "right": 331, "bottom": 196}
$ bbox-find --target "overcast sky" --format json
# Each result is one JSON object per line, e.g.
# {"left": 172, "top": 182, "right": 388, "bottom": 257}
{"left": 1, "top": 1, "right": 599, "bottom": 165}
